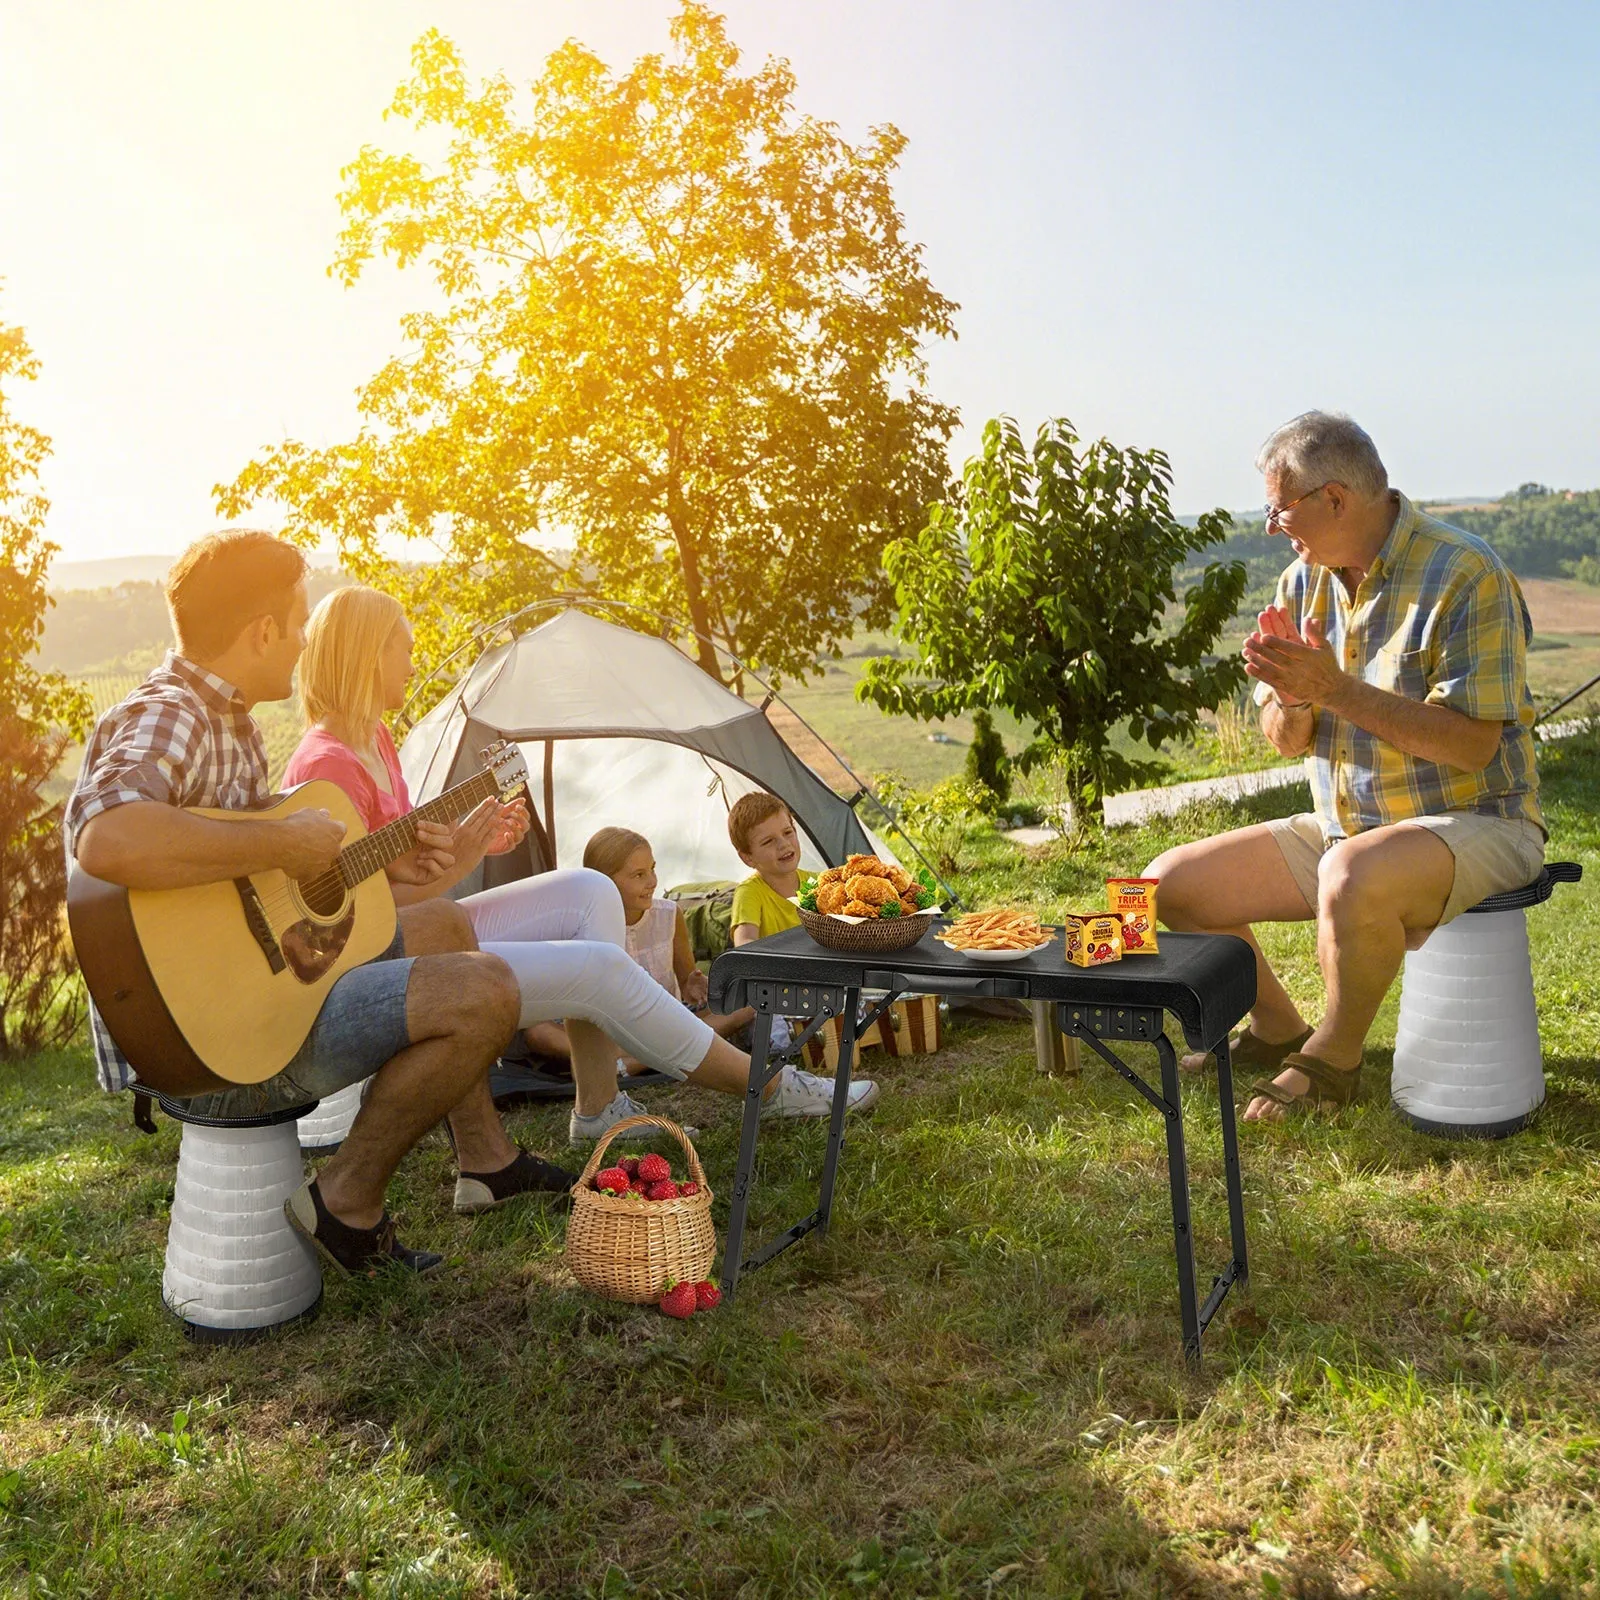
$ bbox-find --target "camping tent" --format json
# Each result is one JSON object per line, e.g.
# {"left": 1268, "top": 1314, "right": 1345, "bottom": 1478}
{"left": 398, "top": 607, "right": 889, "bottom": 894}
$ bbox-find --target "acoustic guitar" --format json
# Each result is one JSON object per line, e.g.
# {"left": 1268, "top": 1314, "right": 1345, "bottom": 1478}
{"left": 68, "top": 740, "right": 530, "bottom": 1098}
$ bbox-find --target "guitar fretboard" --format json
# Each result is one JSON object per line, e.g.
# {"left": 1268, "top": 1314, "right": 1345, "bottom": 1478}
{"left": 336, "top": 768, "right": 505, "bottom": 888}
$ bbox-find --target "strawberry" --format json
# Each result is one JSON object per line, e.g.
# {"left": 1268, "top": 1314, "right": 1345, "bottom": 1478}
{"left": 594, "top": 1167, "right": 630, "bottom": 1195}
{"left": 620, "top": 1156, "right": 641, "bottom": 1178}
{"left": 679, "top": 1181, "right": 700, "bottom": 1198}
{"left": 659, "top": 1281, "right": 697, "bottom": 1319}
{"left": 646, "top": 1179, "right": 680, "bottom": 1201}
{"left": 694, "top": 1280, "right": 722, "bottom": 1311}
{"left": 637, "top": 1152, "right": 672, "bottom": 1184}
{"left": 628, "top": 1177, "right": 650, "bottom": 1194}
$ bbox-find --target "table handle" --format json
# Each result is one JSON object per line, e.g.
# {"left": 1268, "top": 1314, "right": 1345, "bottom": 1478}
{"left": 861, "top": 969, "right": 1028, "bottom": 999}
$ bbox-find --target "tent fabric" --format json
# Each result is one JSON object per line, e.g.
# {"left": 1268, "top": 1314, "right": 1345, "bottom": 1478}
{"left": 398, "top": 608, "right": 881, "bottom": 893}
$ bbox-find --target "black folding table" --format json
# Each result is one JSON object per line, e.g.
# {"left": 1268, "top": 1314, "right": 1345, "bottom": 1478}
{"left": 709, "top": 926, "right": 1257, "bottom": 1364}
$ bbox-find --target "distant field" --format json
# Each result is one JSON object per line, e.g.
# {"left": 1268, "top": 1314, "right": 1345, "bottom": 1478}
{"left": 65, "top": 583, "right": 1600, "bottom": 806}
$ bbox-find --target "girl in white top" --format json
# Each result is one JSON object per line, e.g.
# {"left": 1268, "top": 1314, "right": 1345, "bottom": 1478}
{"left": 583, "top": 827, "right": 753, "bottom": 1040}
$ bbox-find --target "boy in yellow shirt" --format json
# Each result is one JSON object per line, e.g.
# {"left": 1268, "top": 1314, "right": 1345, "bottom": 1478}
{"left": 729, "top": 793, "right": 806, "bottom": 945}
{"left": 724, "top": 791, "right": 880, "bottom": 1115}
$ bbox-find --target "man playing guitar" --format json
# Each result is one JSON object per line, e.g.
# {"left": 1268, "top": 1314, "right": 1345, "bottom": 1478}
{"left": 66, "top": 531, "right": 546, "bottom": 1277}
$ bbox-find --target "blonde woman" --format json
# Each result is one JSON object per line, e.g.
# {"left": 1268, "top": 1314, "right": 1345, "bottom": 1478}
{"left": 282, "top": 587, "right": 879, "bottom": 1156}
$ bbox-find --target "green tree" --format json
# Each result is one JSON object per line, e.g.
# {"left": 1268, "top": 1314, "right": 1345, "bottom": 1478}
{"left": 0, "top": 309, "right": 91, "bottom": 1056}
{"left": 217, "top": 4, "right": 957, "bottom": 691}
{"left": 963, "top": 707, "right": 1010, "bottom": 804}
{"left": 859, "top": 416, "right": 1247, "bottom": 821}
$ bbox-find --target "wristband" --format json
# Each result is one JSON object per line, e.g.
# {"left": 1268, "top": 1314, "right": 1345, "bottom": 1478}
{"left": 1274, "top": 692, "right": 1311, "bottom": 711}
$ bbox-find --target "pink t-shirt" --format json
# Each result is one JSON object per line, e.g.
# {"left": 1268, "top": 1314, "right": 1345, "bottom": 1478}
{"left": 283, "top": 723, "right": 411, "bottom": 834}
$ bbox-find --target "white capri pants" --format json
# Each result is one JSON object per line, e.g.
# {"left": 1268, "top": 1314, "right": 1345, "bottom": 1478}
{"left": 461, "top": 868, "right": 713, "bottom": 1079}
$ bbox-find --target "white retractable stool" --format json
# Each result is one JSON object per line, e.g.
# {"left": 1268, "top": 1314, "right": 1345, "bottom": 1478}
{"left": 159, "top": 1095, "right": 323, "bottom": 1342}
{"left": 296, "top": 1078, "right": 368, "bottom": 1153}
{"left": 1392, "top": 863, "right": 1582, "bottom": 1139}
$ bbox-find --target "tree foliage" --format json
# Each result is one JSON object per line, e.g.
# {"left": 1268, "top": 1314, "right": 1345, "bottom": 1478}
{"left": 859, "top": 417, "right": 1247, "bottom": 819}
{"left": 217, "top": 4, "right": 957, "bottom": 692}
{"left": 0, "top": 308, "right": 90, "bottom": 1057}
{"left": 1448, "top": 488, "right": 1600, "bottom": 579}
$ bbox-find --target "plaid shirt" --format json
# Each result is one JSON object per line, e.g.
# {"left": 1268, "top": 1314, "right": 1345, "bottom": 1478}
{"left": 1256, "top": 492, "right": 1544, "bottom": 841}
{"left": 65, "top": 653, "right": 270, "bottom": 1092}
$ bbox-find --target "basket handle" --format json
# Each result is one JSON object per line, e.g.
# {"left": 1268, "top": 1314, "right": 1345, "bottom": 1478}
{"left": 576, "top": 1114, "right": 707, "bottom": 1187}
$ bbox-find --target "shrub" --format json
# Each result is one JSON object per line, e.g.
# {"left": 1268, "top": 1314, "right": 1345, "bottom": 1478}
{"left": 963, "top": 709, "right": 1011, "bottom": 804}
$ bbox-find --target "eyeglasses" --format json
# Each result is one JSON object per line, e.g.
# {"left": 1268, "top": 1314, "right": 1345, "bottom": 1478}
{"left": 1264, "top": 482, "right": 1332, "bottom": 530}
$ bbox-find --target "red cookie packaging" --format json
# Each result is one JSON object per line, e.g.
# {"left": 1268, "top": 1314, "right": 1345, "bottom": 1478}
{"left": 1063, "top": 912, "right": 1123, "bottom": 967}
{"left": 1106, "top": 877, "right": 1159, "bottom": 955}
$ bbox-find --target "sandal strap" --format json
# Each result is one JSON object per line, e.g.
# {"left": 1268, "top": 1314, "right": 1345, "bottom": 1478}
{"left": 1280, "top": 1051, "right": 1361, "bottom": 1107}
{"left": 1228, "top": 1024, "right": 1314, "bottom": 1071}
{"left": 1247, "top": 1077, "right": 1303, "bottom": 1107}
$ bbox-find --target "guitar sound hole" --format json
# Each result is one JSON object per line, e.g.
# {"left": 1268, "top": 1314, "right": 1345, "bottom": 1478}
{"left": 299, "top": 876, "right": 347, "bottom": 919}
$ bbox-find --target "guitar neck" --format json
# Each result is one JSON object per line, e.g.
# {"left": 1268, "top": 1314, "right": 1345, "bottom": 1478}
{"left": 335, "top": 768, "right": 505, "bottom": 889}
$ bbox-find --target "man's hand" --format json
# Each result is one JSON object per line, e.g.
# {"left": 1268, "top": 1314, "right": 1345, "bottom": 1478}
{"left": 275, "top": 808, "right": 347, "bottom": 879}
{"left": 388, "top": 818, "right": 456, "bottom": 887}
{"left": 485, "top": 798, "right": 531, "bottom": 857}
{"left": 1244, "top": 610, "right": 1345, "bottom": 710}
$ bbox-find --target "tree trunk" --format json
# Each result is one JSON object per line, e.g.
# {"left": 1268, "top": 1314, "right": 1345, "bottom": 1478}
{"left": 665, "top": 437, "right": 725, "bottom": 683}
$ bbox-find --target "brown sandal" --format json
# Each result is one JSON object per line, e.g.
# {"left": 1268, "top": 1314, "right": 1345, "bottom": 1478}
{"left": 1187, "top": 1023, "right": 1313, "bottom": 1076}
{"left": 1247, "top": 1051, "right": 1362, "bottom": 1114}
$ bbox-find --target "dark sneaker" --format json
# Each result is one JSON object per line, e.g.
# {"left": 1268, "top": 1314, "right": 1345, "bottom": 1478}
{"left": 284, "top": 1179, "right": 443, "bottom": 1277}
{"left": 454, "top": 1148, "right": 577, "bottom": 1214}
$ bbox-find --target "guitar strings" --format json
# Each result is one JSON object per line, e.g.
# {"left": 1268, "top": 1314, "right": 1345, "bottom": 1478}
{"left": 282, "top": 767, "right": 512, "bottom": 911}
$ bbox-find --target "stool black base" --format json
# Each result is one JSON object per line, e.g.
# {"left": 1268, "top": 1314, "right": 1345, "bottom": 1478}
{"left": 171, "top": 1287, "right": 325, "bottom": 1345}
{"left": 1391, "top": 1100, "right": 1543, "bottom": 1141}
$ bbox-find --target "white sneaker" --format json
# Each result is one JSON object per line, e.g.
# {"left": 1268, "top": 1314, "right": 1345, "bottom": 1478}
{"left": 760, "top": 1065, "right": 880, "bottom": 1119}
{"left": 569, "top": 1090, "right": 656, "bottom": 1146}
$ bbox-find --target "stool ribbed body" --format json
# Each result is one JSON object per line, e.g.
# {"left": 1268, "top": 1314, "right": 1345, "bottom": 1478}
{"left": 162, "top": 1116, "right": 322, "bottom": 1341}
{"left": 1392, "top": 907, "right": 1544, "bottom": 1138}
{"left": 296, "top": 1078, "right": 367, "bottom": 1153}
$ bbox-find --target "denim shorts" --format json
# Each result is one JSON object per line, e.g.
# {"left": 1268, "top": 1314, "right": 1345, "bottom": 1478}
{"left": 171, "top": 928, "right": 415, "bottom": 1121}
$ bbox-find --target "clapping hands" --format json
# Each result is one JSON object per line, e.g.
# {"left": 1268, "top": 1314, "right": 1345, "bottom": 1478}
{"left": 1242, "top": 605, "right": 1341, "bottom": 709}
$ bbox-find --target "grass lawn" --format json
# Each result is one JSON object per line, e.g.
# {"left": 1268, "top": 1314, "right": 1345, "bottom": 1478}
{"left": 4, "top": 734, "right": 1600, "bottom": 1597}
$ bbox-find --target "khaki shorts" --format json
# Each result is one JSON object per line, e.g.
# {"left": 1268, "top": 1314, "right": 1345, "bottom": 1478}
{"left": 1268, "top": 811, "right": 1547, "bottom": 929}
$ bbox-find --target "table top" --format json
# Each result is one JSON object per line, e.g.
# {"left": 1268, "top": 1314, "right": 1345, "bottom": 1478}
{"left": 710, "top": 924, "right": 1257, "bottom": 1051}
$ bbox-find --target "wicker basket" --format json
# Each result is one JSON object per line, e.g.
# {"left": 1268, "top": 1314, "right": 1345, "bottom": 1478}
{"left": 797, "top": 905, "right": 937, "bottom": 955}
{"left": 564, "top": 1115, "right": 716, "bottom": 1303}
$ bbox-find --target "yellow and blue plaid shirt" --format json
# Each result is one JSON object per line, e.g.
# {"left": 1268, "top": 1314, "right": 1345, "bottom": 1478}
{"left": 1258, "top": 492, "right": 1544, "bottom": 841}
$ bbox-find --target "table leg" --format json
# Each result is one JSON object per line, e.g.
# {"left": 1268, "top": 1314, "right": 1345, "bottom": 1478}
{"left": 1154, "top": 1032, "right": 1203, "bottom": 1364}
{"left": 1212, "top": 1033, "right": 1250, "bottom": 1288}
{"left": 816, "top": 987, "right": 860, "bottom": 1233}
{"left": 721, "top": 1010, "right": 774, "bottom": 1302}
{"left": 1031, "top": 1000, "right": 1081, "bottom": 1078}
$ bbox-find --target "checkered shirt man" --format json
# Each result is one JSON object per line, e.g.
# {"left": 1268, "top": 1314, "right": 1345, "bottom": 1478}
{"left": 1255, "top": 492, "right": 1545, "bottom": 840}
{"left": 64, "top": 652, "right": 270, "bottom": 1092}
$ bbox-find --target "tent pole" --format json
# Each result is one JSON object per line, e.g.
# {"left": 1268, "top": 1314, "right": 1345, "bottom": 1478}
{"left": 543, "top": 740, "right": 556, "bottom": 868}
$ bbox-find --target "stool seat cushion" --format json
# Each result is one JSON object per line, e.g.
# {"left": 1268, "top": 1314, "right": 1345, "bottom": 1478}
{"left": 1466, "top": 860, "right": 1582, "bottom": 914}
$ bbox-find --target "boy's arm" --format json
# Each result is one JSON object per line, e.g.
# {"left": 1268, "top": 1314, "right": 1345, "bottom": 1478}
{"left": 731, "top": 923, "right": 761, "bottom": 947}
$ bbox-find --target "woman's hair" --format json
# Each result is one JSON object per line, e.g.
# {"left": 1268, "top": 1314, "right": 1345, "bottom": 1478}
{"left": 299, "top": 584, "right": 407, "bottom": 749}
{"left": 583, "top": 826, "right": 652, "bottom": 880}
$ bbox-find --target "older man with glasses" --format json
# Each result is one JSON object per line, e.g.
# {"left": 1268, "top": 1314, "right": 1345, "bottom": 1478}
{"left": 1148, "top": 411, "right": 1546, "bottom": 1120}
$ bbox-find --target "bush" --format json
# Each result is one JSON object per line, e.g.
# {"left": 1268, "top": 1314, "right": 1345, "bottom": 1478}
{"left": 871, "top": 773, "right": 991, "bottom": 876}
{"left": 963, "top": 709, "right": 1010, "bottom": 804}
{"left": 0, "top": 717, "right": 82, "bottom": 1057}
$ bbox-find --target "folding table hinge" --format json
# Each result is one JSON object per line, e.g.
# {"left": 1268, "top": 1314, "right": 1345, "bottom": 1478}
{"left": 748, "top": 981, "right": 849, "bottom": 1018}
{"left": 1059, "top": 1003, "right": 1163, "bottom": 1042}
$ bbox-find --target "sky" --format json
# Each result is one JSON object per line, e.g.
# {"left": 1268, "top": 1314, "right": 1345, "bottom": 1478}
{"left": 3, "top": 0, "right": 1600, "bottom": 565}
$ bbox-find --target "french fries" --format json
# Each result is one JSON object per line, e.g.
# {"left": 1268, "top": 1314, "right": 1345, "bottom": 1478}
{"left": 936, "top": 908, "right": 1053, "bottom": 952}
